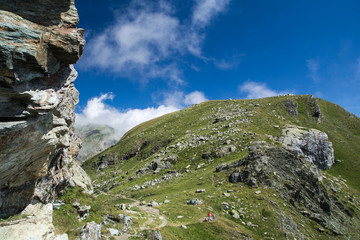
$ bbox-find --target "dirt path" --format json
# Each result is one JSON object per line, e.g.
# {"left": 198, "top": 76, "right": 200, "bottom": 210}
{"left": 116, "top": 197, "right": 167, "bottom": 239}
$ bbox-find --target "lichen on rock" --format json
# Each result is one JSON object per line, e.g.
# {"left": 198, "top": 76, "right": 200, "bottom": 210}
{"left": 0, "top": 0, "right": 91, "bottom": 220}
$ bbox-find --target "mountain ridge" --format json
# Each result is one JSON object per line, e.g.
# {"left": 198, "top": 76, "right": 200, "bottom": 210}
{"left": 54, "top": 94, "right": 360, "bottom": 239}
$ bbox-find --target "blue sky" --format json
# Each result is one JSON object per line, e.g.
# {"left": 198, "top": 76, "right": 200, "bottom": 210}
{"left": 74, "top": 0, "right": 360, "bottom": 137}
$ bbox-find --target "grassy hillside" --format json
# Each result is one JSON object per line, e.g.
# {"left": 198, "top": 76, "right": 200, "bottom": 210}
{"left": 55, "top": 95, "right": 360, "bottom": 239}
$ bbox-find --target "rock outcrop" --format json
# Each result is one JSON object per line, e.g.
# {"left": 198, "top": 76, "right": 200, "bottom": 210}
{"left": 0, "top": 0, "right": 91, "bottom": 219}
{"left": 80, "top": 221, "right": 101, "bottom": 240}
{"left": 220, "top": 141, "right": 353, "bottom": 235}
{"left": 0, "top": 202, "right": 66, "bottom": 240}
{"left": 280, "top": 125, "right": 334, "bottom": 169}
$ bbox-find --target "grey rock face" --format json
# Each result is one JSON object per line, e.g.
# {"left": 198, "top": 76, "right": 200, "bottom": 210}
{"left": 280, "top": 125, "right": 334, "bottom": 170}
{"left": 80, "top": 221, "right": 101, "bottom": 240}
{"left": 0, "top": 0, "right": 90, "bottom": 218}
{"left": 149, "top": 230, "right": 162, "bottom": 240}
{"left": 284, "top": 100, "right": 298, "bottom": 117}
{"left": 1, "top": 0, "right": 80, "bottom": 27}
{"left": 0, "top": 202, "right": 69, "bottom": 240}
{"left": 222, "top": 143, "right": 353, "bottom": 235}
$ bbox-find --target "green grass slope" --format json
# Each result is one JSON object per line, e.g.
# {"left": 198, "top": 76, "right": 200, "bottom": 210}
{"left": 55, "top": 95, "right": 360, "bottom": 239}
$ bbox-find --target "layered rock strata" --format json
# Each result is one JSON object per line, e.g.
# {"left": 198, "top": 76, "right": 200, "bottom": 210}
{"left": 0, "top": 0, "right": 91, "bottom": 219}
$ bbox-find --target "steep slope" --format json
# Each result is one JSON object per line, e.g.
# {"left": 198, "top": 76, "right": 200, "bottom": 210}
{"left": 58, "top": 95, "right": 360, "bottom": 239}
{"left": 76, "top": 124, "right": 117, "bottom": 164}
{"left": 0, "top": 0, "right": 91, "bottom": 231}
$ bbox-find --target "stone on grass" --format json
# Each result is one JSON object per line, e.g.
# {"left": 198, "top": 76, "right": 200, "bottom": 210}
{"left": 108, "top": 228, "right": 119, "bottom": 236}
{"left": 80, "top": 221, "right": 101, "bottom": 240}
{"left": 223, "top": 192, "right": 230, "bottom": 197}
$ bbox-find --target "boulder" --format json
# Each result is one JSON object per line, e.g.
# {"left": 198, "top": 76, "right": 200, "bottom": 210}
{"left": 0, "top": 202, "right": 68, "bottom": 240}
{"left": 149, "top": 230, "right": 162, "bottom": 240}
{"left": 148, "top": 200, "right": 159, "bottom": 207}
{"left": 188, "top": 198, "right": 204, "bottom": 205}
{"left": 80, "top": 222, "right": 101, "bottom": 240}
{"left": 77, "top": 205, "right": 91, "bottom": 218}
{"left": 108, "top": 228, "right": 119, "bottom": 236}
{"left": 215, "top": 145, "right": 236, "bottom": 158}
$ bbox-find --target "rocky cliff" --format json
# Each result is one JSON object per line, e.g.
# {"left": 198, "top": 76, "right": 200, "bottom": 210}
{"left": 0, "top": 0, "right": 91, "bottom": 219}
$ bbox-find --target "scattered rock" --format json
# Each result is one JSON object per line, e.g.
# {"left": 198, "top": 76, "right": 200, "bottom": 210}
{"left": 53, "top": 201, "right": 65, "bottom": 210}
{"left": 146, "top": 230, "right": 162, "bottom": 240}
{"left": 148, "top": 200, "right": 159, "bottom": 207}
{"left": 326, "top": 182, "right": 337, "bottom": 193}
{"left": 72, "top": 203, "right": 91, "bottom": 218}
{"left": 77, "top": 205, "right": 91, "bottom": 218}
{"left": 215, "top": 145, "right": 236, "bottom": 158}
{"left": 187, "top": 199, "right": 204, "bottom": 205}
{"left": 230, "top": 210, "right": 240, "bottom": 219}
{"left": 196, "top": 189, "right": 206, "bottom": 193}
{"left": 223, "top": 193, "right": 230, "bottom": 197}
{"left": 202, "top": 152, "right": 212, "bottom": 159}
{"left": 180, "top": 225, "right": 187, "bottom": 229}
{"left": 222, "top": 202, "right": 230, "bottom": 210}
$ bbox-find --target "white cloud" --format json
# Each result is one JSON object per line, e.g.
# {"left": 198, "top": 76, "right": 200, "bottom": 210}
{"left": 239, "top": 81, "right": 291, "bottom": 99}
{"left": 184, "top": 91, "right": 208, "bottom": 105}
{"left": 306, "top": 58, "right": 320, "bottom": 82}
{"left": 81, "top": 0, "right": 231, "bottom": 83}
{"left": 160, "top": 90, "right": 209, "bottom": 108}
{"left": 192, "top": 0, "right": 231, "bottom": 27}
{"left": 161, "top": 91, "right": 185, "bottom": 108}
{"left": 76, "top": 91, "right": 208, "bottom": 139}
{"left": 76, "top": 94, "right": 179, "bottom": 139}
{"left": 211, "top": 54, "right": 242, "bottom": 70}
